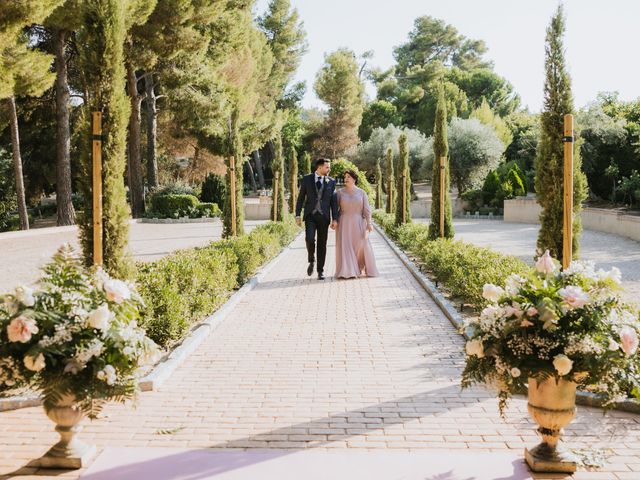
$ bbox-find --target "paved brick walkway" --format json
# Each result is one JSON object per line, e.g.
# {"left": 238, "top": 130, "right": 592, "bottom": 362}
{"left": 1, "top": 231, "right": 640, "bottom": 479}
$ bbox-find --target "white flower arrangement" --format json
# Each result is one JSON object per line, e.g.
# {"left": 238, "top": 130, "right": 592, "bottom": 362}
{"left": 0, "top": 245, "right": 160, "bottom": 417}
{"left": 462, "top": 250, "right": 640, "bottom": 413}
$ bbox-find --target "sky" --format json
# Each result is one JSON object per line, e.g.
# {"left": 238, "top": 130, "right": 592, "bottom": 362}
{"left": 254, "top": 0, "right": 640, "bottom": 112}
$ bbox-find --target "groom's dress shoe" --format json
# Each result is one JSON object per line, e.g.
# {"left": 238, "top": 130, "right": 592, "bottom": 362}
{"left": 318, "top": 272, "right": 325, "bottom": 280}
{"left": 307, "top": 262, "right": 314, "bottom": 276}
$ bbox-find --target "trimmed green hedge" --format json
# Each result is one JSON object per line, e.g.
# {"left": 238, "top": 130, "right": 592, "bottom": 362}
{"left": 149, "top": 194, "right": 200, "bottom": 219}
{"left": 373, "top": 210, "right": 528, "bottom": 310}
{"left": 136, "top": 218, "right": 300, "bottom": 347}
{"left": 197, "top": 202, "right": 222, "bottom": 218}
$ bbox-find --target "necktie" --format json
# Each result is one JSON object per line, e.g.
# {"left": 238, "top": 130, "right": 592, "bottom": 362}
{"left": 316, "top": 178, "right": 322, "bottom": 190}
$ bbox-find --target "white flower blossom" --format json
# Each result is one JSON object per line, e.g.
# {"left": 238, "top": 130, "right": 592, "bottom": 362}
{"left": 535, "top": 250, "right": 557, "bottom": 274}
{"left": 597, "top": 267, "right": 622, "bottom": 285}
{"left": 465, "top": 339, "right": 485, "bottom": 358}
{"left": 23, "top": 353, "right": 46, "bottom": 372}
{"left": 14, "top": 286, "right": 35, "bottom": 307}
{"left": 482, "top": 284, "right": 505, "bottom": 303}
{"left": 553, "top": 354, "right": 573, "bottom": 376}
{"left": 104, "top": 279, "right": 131, "bottom": 304}
{"left": 97, "top": 365, "right": 117, "bottom": 385}
{"left": 87, "top": 305, "right": 111, "bottom": 331}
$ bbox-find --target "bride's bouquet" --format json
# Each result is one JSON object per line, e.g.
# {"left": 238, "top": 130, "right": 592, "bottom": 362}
{"left": 0, "top": 245, "right": 159, "bottom": 416}
{"left": 461, "top": 250, "right": 640, "bottom": 413}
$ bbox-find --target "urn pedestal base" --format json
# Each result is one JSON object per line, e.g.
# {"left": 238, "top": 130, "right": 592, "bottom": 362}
{"left": 34, "top": 394, "right": 97, "bottom": 469}
{"left": 34, "top": 437, "right": 97, "bottom": 469}
{"left": 525, "top": 442, "right": 577, "bottom": 473}
{"left": 525, "top": 377, "right": 578, "bottom": 474}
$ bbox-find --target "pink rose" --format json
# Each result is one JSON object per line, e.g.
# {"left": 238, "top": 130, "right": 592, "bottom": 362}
{"left": 619, "top": 326, "right": 639, "bottom": 357}
{"left": 7, "top": 316, "right": 39, "bottom": 343}
{"left": 535, "top": 250, "right": 557, "bottom": 274}
{"left": 558, "top": 286, "right": 590, "bottom": 310}
{"left": 526, "top": 307, "right": 538, "bottom": 317}
{"left": 520, "top": 319, "right": 534, "bottom": 327}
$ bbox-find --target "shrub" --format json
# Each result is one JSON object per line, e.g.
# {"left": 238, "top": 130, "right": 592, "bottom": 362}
{"left": 136, "top": 220, "right": 301, "bottom": 347}
{"left": 152, "top": 182, "right": 198, "bottom": 197}
{"left": 149, "top": 194, "right": 200, "bottom": 219}
{"left": 197, "top": 202, "right": 222, "bottom": 218}
{"left": 373, "top": 211, "right": 528, "bottom": 310}
{"left": 200, "top": 173, "right": 226, "bottom": 207}
{"left": 136, "top": 247, "right": 238, "bottom": 347}
{"left": 461, "top": 189, "right": 483, "bottom": 212}
{"left": 506, "top": 168, "right": 525, "bottom": 197}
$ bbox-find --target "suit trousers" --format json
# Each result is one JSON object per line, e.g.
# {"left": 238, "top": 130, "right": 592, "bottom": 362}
{"left": 305, "top": 212, "right": 330, "bottom": 273}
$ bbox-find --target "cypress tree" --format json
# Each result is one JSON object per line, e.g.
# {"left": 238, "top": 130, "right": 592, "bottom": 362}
{"left": 77, "top": 0, "right": 136, "bottom": 279}
{"left": 301, "top": 151, "right": 312, "bottom": 174}
{"left": 375, "top": 158, "right": 383, "bottom": 210}
{"left": 428, "top": 85, "right": 454, "bottom": 239}
{"left": 385, "top": 148, "right": 395, "bottom": 214}
{"left": 270, "top": 134, "right": 286, "bottom": 221}
{"left": 395, "top": 133, "right": 411, "bottom": 225}
{"left": 534, "top": 5, "right": 587, "bottom": 262}
{"left": 288, "top": 146, "right": 298, "bottom": 214}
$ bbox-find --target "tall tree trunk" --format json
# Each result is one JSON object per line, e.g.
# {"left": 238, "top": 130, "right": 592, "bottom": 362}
{"left": 246, "top": 159, "right": 258, "bottom": 193}
{"left": 251, "top": 150, "right": 265, "bottom": 189}
{"left": 53, "top": 28, "right": 76, "bottom": 226}
{"left": 7, "top": 97, "right": 29, "bottom": 230}
{"left": 144, "top": 73, "right": 158, "bottom": 188}
{"left": 126, "top": 63, "right": 145, "bottom": 218}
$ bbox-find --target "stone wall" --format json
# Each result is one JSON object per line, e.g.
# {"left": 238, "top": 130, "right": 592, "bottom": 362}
{"left": 504, "top": 197, "right": 640, "bottom": 242}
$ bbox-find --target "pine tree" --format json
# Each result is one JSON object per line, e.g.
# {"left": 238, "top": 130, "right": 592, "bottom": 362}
{"left": 45, "top": 1, "right": 83, "bottom": 226}
{"left": 314, "top": 49, "right": 365, "bottom": 158}
{"left": 270, "top": 134, "right": 286, "bottom": 221}
{"left": 288, "top": 146, "right": 298, "bottom": 214}
{"left": 428, "top": 85, "right": 454, "bottom": 239}
{"left": 0, "top": 0, "right": 63, "bottom": 230}
{"left": 534, "top": 5, "right": 587, "bottom": 262}
{"left": 375, "top": 158, "right": 383, "bottom": 210}
{"left": 385, "top": 148, "right": 395, "bottom": 214}
{"left": 223, "top": 109, "right": 246, "bottom": 237}
{"left": 77, "top": 0, "right": 143, "bottom": 279}
{"left": 395, "top": 133, "right": 411, "bottom": 225}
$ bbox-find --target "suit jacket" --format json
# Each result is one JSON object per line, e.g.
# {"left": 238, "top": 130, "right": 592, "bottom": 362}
{"left": 295, "top": 173, "right": 339, "bottom": 222}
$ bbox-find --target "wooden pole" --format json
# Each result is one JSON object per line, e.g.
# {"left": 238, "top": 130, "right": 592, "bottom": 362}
{"left": 273, "top": 172, "right": 280, "bottom": 221}
{"left": 230, "top": 154, "right": 237, "bottom": 236}
{"left": 92, "top": 112, "right": 103, "bottom": 266}
{"left": 439, "top": 156, "right": 446, "bottom": 238}
{"left": 562, "top": 114, "right": 574, "bottom": 269}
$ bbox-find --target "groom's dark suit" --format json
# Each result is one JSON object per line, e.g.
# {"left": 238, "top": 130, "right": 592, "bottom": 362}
{"left": 296, "top": 173, "right": 339, "bottom": 275}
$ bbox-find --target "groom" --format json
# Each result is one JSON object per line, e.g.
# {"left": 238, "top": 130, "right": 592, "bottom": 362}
{"left": 295, "top": 158, "right": 338, "bottom": 280}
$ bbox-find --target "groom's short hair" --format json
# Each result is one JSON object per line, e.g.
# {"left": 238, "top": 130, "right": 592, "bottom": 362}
{"left": 315, "top": 158, "right": 330, "bottom": 169}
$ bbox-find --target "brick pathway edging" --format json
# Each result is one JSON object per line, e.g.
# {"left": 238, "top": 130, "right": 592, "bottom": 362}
{"left": 373, "top": 222, "right": 640, "bottom": 415}
{"left": 0, "top": 231, "right": 304, "bottom": 411}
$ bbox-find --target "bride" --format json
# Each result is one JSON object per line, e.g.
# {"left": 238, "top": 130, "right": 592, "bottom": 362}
{"left": 334, "top": 170, "right": 379, "bottom": 279}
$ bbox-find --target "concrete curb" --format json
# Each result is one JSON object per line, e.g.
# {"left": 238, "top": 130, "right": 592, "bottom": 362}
{"left": 139, "top": 218, "right": 219, "bottom": 224}
{"left": 373, "top": 223, "right": 640, "bottom": 415}
{"left": 0, "top": 231, "right": 302, "bottom": 411}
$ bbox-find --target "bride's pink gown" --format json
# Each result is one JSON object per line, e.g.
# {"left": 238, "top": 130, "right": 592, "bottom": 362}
{"left": 335, "top": 187, "right": 379, "bottom": 278}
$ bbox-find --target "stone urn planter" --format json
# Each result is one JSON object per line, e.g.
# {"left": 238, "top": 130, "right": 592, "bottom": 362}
{"left": 34, "top": 394, "right": 97, "bottom": 469}
{"left": 524, "top": 377, "right": 578, "bottom": 473}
